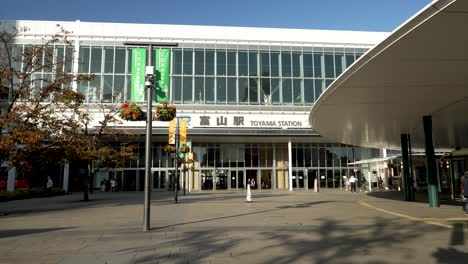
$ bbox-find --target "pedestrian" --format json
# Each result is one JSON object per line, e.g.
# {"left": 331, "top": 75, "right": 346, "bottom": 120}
{"left": 110, "top": 178, "right": 116, "bottom": 192}
{"left": 251, "top": 178, "right": 256, "bottom": 189}
{"left": 45, "top": 176, "right": 53, "bottom": 196}
{"left": 101, "top": 179, "right": 106, "bottom": 192}
{"left": 349, "top": 175, "right": 357, "bottom": 193}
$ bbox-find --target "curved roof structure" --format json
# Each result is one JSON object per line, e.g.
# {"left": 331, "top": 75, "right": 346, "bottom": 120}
{"left": 309, "top": 0, "right": 468, "bottom": 150}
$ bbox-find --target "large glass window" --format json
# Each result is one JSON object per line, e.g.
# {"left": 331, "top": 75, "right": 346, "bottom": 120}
{"left": 260, "top": 78, "right": 270, "bottom": 105}
{"left": 239, "top": 78, "right": 248, "bottom": 104}
{"left": 194, "top": 77, "right": 204, "bottom": 103}
{"left": 90, "top": 46, "right": 102, "bottom": 73}
{"left": 260, "top": 51, "right": 270, "bottom": 77}
{"left": 303, "top": 53, "right": 313, "bottom": 77}
{"left": 227, "top": 51, "right": 236, "bottom": 76}
{"left": 238, "top": 51, "right": 248, "bottom": 76}
{"left": 335, "top": 53, "right": 345, "bottom": 77}
{"left": 292, "top": 52, "right": 301, "bottom": 77}
{"left": 216, "top": 77, "right": 226, "bottom": 103}
{"left": 281, "top": 52, "right": 291, "bottom": 77}
{"left": 282, "top": 78, "right": 292, "bottom": 104}
{"left": 114, "top": 75, "right": 125, "bottom": 102}
{"left": 205, "top": 49, "right": 215, "bottom": 75}
{"left": 195, "top": 49, "right": 204, "bottom": 75}
{"left": 78, "top": 46, "right": 90, "bottom": 73}
{"left": 103, "top": 75, "right": 113, "bottom": 102}
{"left": 227, "top": 77, "right": 237, "bottom": 104}
{"left": 172, "top": 49, "right": 182, "bottom": 75}
{"left": 183, "top": 49, "right": 193, "bottom": 75}
{"left": 249, "top": 78, "right": 258, "bottom": 104}
{"left": 205, "top": 77, "right": 215, "bottom": 103}
{"left": 104, "top": 47, "right": 114, "bottom": 73}
{"left": 313, "top": 52, "right": 323, "bottom": 78}
{"left": 346, "top": 52, "right": 355, "bottom": 67}
{"left": 324, "top": 53, "right": 334, "bottom": 78}
{"left": 114, "top": 48, "right": 126, "bottom": 74}
{"left": 183, "top": 76, "right": 192, "bottom": 103}
{"left": 304, "top": 79, "right": 314, "bottom": 105}
{"left": 216, "top": 50, "right": 226, "bottom": 76}
{"left": 314, "top": 79, "right": 325, "bottom": 101}
{"left": 271, "top": 78, "right": 280, "bottom": 104}
{"left": 249, "top": 51, "right": 258, "bottom": 76}
{"left": 65, "top": 46, "right": 74, "bottom": 73}
{"left": 171, "top": 76, "right": 182, "bottom": 103}
{"left": 293, "top": 79, "right": 302, "bottom": 105}
{"left": 270, "top": 51, "right": 280, "bottom": 77}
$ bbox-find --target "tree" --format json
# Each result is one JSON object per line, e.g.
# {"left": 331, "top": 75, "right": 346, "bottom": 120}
{"left": 0, "top": 24, "right": 137, "bottom": 200}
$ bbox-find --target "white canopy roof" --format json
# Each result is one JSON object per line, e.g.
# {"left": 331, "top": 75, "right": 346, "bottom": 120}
{"left": 309, "top": 0, "right": 468, "bottom": 150}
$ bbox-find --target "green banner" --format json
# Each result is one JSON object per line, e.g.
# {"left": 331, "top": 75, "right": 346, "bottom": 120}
{"left": 131, "top": 48, "right": 146, "bottom": 102}
{"left": 155, "top": 49, "right": 170, "bottom": 103}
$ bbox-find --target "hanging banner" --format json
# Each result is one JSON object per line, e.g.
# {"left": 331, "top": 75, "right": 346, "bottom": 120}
{"left": 179, "top": 119, "right": 187, "bottom": 145}
{"left": 155, "top": 49, "right": 170, "bottom": 103}
{"left": 168, "top": 119, "right": 176, "bottom": 144}
{"left": 131, "top": 48, "right": 146, "bottom": 102}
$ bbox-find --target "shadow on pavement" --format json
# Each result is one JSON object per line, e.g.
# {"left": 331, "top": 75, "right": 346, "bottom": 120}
{"left": 0, "top": 227, "right": 73, "bottom": 238}
{"left": 120, "top": 216, "right": 468, "bottom": 264}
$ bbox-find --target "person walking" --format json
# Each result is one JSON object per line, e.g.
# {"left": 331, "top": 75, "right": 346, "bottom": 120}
{"left": 349, "top": 175, "right": 357, "bottom": 193}
{"left": 45, "top": 176, "right": 53, "bottom": 196}
{"left": 110, "top": 178, "right": 116, "bottom": 192}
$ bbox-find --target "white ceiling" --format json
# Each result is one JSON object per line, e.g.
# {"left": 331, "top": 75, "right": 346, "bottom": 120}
{"left": 309, "top": 0, "right": 468, "bottom": 150}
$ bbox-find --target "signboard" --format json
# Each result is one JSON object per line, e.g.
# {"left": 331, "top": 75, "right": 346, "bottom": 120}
{"left": 179, "top": 119, "right": 187, "bottom": 145}
{"left": 155, "top": 49, "right": 170, "bottom": 103}
{"left": 168, "top": 119, "right": 176, "bottom": 144}
{"left": 130, "top": 48, "right": 146, "bottom": 102}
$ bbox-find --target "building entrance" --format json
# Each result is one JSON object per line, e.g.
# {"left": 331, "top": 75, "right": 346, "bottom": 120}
{"left": 230, "top": 170, "right": 245, "bottom": 189}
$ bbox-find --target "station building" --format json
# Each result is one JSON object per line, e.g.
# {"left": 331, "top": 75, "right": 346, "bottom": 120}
{"left": 2, "top": 20, "right": 390, "bottom": 192}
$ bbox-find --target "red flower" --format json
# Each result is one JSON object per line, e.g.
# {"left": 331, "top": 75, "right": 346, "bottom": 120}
{"left": 125, "top": 109, "right": 131, "bottom": 115}
{"left": 132, "top": 113, "right": 139, "bottom": 119}
{"left": 122, "top": 103, "right": 129, "bottom": 108}
{"left": 162, "top": 102, "right": 168, "bottom": 107}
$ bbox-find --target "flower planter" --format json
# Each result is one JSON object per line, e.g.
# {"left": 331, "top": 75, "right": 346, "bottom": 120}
{"left": 163, "top": 144, "right": 176, "bottom": 153}
{"left": 155, "top": 102, "right": 176, "bottom": 121}
{"left": 180, "top": 145, "right": 190, "bottom": 153}
{"left": 119, "top": 103, "right": 143, "bottom": 121}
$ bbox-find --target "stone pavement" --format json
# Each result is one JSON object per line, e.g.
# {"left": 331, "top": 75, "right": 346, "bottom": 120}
{"left": 0, "top": 189, "right": 467, "bottom": 264}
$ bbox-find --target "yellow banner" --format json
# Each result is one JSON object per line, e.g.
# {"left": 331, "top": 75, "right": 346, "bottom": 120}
{"left": 168, "top": 119, "right": 175, "bottom": 144}
{"left": 180, "top": 119, "right": 187, "bottom": 144}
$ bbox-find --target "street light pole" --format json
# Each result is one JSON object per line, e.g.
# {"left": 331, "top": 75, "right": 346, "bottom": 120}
{"left": 123, "top": 41, "right": 178, "bottom": 232}
{"left": 143, "top": 44, "right": 153, "bottom": 232}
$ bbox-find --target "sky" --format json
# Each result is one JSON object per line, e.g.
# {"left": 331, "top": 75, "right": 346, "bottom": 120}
{"left": 1, "top": 0, "right": 431, "bottom": 32}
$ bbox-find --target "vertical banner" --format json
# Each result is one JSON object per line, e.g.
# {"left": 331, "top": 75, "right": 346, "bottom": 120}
{"left": 155, "top": 49, "right": 170, "bottom": 103}
{"left": 179, "top": 119, "right": 187, "bottom": 145}
{"left": 131, "top": 48, "right": 146, "bottom": 102}
{"left": 168, "top": 119, "right": 176, "bottom": 144}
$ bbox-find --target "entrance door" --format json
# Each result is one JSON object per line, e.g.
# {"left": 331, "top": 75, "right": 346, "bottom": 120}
{"left": 216, "top": 169, "right": 228, "bottom": 190}
{"left": 308, "top": 169, "right": 317, "bottom": 190}
{"left": 246, "top": 169, "right": 257, "bottom": 189}
{"left": 230, "top": 170, "right": 245, "bottom": 189}
{"left": 201, "top": 170, "right": 214, "bottom": 190}
{"left": 260, "top": 170, "right": 272, "bottom": 189}
{"left": 152, "top": 170, "right": 167, "bottom": 190}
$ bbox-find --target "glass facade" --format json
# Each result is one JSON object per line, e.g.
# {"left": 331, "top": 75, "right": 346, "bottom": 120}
{"left": 11, "top": 44, "right": 365, "bottom": 105}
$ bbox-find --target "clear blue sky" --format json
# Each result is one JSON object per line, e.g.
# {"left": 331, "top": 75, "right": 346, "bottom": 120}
{"left": 1, "top": 0, "right": 431, "bottom": 32}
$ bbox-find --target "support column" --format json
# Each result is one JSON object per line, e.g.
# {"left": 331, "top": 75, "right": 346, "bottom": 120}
{"left": 272, "top": 144, "right": 277, "bottom": 189}
{"left": 63, "top": 163, "right": 70, "bottom": 192}
{"left": 7, "top": 167, "right": 16, "bottom": 191}
{"left": 401, "top": 134, "right": 414, "bottom": 201}
{"left": 288, "top": 140, "right": 293, "bottom": 191}
{"left": 423, "top": 116, "right": 440, "bottom": 208}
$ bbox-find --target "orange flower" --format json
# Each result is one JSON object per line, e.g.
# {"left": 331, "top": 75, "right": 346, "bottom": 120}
{"left": 125, "top": 109, "right": 131, "bottom": 115}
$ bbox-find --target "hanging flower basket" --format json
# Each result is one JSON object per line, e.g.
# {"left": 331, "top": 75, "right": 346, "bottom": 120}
{"left": 185, "top": 158, "right": 194, "bottom": 164}
{"left": 163, "top": 144, "right": 176, "bottom": 153}
{"left": 119, "top": 103, "right": 143, "bottom": 121}
{"left": 155, "top": 102, "right": 176, "bottom": 121}
{"left": 180, "top": 145, "right": 190, "bottom": 153}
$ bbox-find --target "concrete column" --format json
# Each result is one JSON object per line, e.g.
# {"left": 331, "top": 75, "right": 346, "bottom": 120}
{"left": 272, "top": 144, "right": 277, "bottom": 189}
{"left": 305, "top": 169, "right": 309, "bottom": 190}
{"left": 401, "top": 134, "right": 414, "bottom": 201}
{"left": 288, "top": 140, "right": 293, "bottom": 191}
{"left": 368, "top": 164, "right": 372, "bottom": 192}
{"left": 63, "top": 163, "right": 70, "bottom": 192}
{"left": 7, "top": 167, "right": 16, "bottom": 191}
{"left": 188, "top": 166, "right": 192, "bottom": 193}
{"left": 423, "top": 116, "right": 440, "bottom": 208}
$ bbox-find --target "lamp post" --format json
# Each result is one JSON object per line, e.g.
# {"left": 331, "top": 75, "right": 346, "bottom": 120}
{"left": 123, "top": 41, "right": 178, "bottom": 232}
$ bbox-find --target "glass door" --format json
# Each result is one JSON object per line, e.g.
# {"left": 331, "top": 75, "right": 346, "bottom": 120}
{"left": 216, "top": 169, "right": 228, "bottom": 190}
{"left": 201, "top": 170, "right": 214, "bottom": 190}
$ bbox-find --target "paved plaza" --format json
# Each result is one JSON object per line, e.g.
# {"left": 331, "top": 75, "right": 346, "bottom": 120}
{"left": 0, "top": 189, "right": 467, "bottom": 264}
